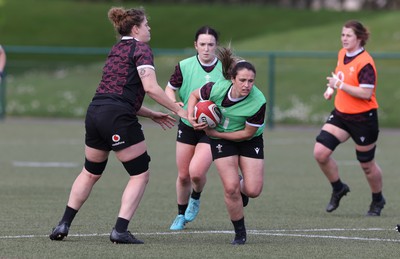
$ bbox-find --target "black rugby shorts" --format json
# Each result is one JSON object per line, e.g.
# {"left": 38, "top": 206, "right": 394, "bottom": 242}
{"left": 85, "top": 104, "right": 145, "bottom": 151}
{"left": 176, "top": 120, "right": 210, "bottom": 145}
{"left": 210, "top": 134, "right": 264, "bottom": 160}
{"left": 326, "top": 109, "right": 379, "bottom": 145}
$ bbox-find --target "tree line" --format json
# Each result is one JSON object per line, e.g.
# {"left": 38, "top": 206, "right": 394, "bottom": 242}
{"left": 82, "top": 0, "right": 399, "bottom": 10}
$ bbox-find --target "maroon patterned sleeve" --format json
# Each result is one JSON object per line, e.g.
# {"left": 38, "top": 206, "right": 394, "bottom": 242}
{"left": 199, "top": 82, "right": 214, "bottom": 100}
{"left": 168, "top": 64, "right": 183, "bottom": 88}
{"left": 247, "top": 103, "right": 266, "bottom": 126}
{"left": 134, "top": 42, "right": 155, "bottom": 67}
{"left": 358, "top": 63, "right": 376, "bottom": 85}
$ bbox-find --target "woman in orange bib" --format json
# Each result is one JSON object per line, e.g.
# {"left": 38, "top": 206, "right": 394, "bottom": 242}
{"left": 314, "top": 20, "right": 385, "bottom": 216}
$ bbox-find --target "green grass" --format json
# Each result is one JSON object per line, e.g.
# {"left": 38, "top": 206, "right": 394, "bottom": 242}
{"left": 1, "top": 1, "right": 400, "bottom": 126}
{"left": 0, "top": 119, "right": 400, "bottom": 258}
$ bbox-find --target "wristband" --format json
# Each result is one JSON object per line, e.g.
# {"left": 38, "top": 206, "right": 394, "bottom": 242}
{"left": 334, "top": 78, "right": 343, "bottom": 89}
{"left": 331, "top": 72, "right": 343, "bottom": 89}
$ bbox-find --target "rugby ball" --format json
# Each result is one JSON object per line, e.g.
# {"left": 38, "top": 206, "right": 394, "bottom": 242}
{"left": 194, "top": 100, "right": 222, "bottom": 128}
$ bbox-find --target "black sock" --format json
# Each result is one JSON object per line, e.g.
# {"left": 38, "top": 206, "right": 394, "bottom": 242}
{"left": 331, "top": 179, "right": 344, "bottom": 192}
{"left": 231, "top": 217, "right": 246, "bottom": 236}
{"left": 115, "top": 217, "right": 130, "bottom": 233}
{"left": 178, "top": 204, "right": 188, "bottom": 215}
{"left": 191, "top": 190, "right": 201, "bottom": 200}
{"left": 372, "top": 192, "right": 383, "bottom": 202}
{"left": 60, "top": 206, "right": 78, "bottom": 226}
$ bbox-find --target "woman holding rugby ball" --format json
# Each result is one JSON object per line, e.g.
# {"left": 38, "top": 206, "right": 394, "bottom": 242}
{"left": 187, "top": 46, "right": 266, "bottom": 245}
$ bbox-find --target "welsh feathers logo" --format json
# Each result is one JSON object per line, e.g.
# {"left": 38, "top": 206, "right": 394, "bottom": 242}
{"left": 112, "top": 134, "right": 121, "bottom": 142}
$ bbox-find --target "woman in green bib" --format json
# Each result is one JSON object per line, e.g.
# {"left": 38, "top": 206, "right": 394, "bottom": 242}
{"left": 165, "top": 26, "right": 223, "bottom": 230}
{"left": 187, "top": 47, "right": 266, "bottom": 245}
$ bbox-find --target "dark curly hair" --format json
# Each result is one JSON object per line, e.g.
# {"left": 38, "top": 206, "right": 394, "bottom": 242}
{"left": 108, "top": 7, "right": 146, "bottom": 37}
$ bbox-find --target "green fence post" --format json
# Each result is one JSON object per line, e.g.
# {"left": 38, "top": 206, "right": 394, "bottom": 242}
{"left": 0, "top": 72, "right": 5, "bottom": 120}
{"left": 267, "top": 53, "right": 275, "bottom": 130}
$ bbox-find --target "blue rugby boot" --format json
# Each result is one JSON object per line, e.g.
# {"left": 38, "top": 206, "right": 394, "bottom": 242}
{"left": 185, "top": 198, "right": 200, "bottom": 222}
{"left": 170, "top": 214, "right": 186, "bottom": 230}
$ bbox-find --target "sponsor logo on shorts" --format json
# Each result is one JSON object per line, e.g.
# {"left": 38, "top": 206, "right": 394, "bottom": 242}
{"left": 112, "top": 134, "right": 125, "bottom": 147}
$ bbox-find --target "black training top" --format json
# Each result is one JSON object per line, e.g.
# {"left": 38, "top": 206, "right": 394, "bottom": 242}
{"left": 91, "top": 37, "right": 155, "bottom": 113}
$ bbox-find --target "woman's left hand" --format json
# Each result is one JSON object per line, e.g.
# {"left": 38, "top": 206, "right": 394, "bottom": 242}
{"left": 326, "top": 72, "right": 343, "bottom": 89}
{"left": 151, "top": 112, "right": 176, "bottom": 130}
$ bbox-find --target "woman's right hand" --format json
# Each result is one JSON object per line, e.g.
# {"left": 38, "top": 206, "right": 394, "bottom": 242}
{"left": 188, "top": 111, "right": 207, "bottom": 130}
{"left": 324, "top": 87, "right": 334, "bottom": 100}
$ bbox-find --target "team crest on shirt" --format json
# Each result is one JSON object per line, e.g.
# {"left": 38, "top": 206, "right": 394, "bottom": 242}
{"left": 349, "top": 66, "right": 355, "bottom": 76}
{"left": 112, "top": 134, "right": 125, "bottom": 147}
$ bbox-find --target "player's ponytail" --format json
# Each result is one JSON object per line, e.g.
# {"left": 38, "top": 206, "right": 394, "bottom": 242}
{"left": 216, "top": 45, "right": 240, "bottom": 80}
{"left": 216, "top": 45, "right": 256, "bottom": 80}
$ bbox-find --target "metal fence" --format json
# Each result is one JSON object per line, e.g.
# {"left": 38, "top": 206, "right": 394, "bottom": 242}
{"left": 2, "top": 45, "right": 400, "bottom": 128}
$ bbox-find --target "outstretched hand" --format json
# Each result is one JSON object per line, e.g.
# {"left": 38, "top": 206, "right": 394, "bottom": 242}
{"left": 151, "top": 111, "right": 176, "bottom": 130}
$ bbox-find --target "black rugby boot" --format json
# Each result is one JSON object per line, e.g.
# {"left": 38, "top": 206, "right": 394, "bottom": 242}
{"left": 110, "top": 228, "right": 144, "bottom": 244}
{"left": 49, "top": 221, "right": 69, "bottom": 241}
{"left": 326, "top": 183, "right": 350, "bottom": 212}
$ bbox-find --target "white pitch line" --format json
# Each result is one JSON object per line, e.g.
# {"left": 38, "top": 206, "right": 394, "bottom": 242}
{"left": 252, "top": 232, "right": 400, "bottom": 243}
{"left": 250, "top": 228, "right": 387, "bottom": 232}
{"left": 1, "top": 229, "right": 400, "bottom": 243}
{"left": 12, "top": 161, "right": 80, "bottom": 168}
